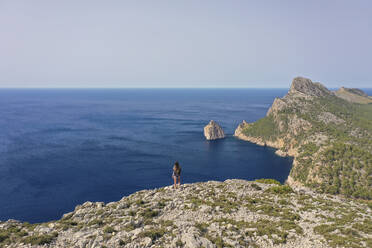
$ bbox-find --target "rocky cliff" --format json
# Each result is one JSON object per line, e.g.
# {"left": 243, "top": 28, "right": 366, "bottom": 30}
{"left": 1, "top": 179, "right": 371, "bottom": 248}
{"left": 335, "top": 87, "right": 372, "bottom": 104}
{"left": 235, "top": 77, "right": 372, "bottom": 199}
{"left": 204, "top": 120, "right": 225, "bottom": 140}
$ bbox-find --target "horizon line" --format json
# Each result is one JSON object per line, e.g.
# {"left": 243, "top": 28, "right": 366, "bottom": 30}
{"left": 0, "top": 87, "right": 292, "bottom": 89}
{"left": 0, "top": 87, "right": 371, "bottom": 90}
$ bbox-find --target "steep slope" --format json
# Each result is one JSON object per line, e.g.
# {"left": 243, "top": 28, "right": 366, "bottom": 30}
{"left": 235, "top": 77, "right": 372, "bottom": 199}
{"left": 1, "top": 180, "right": 371, "bottom": 248}
{"left": 335, "top": 87, "right": 372, "bottom": 104}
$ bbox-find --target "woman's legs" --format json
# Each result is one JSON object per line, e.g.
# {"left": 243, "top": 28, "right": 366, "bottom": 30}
{"left": 177, "top": 176, "right": 181, "bottom": 186}
{"left": 173, "top": 176, "right": 177, "bottom": 188}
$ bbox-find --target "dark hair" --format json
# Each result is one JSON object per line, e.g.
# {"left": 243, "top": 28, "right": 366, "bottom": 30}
{"left": 174, "top": 161, "right": 181, "bottom": 174}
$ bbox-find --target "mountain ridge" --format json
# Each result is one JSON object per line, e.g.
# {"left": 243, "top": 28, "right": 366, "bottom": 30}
{"left": 235, "top": 77, "right": 372, "bottom": 199}
{"left": 335, "top": 87, "right": 372, "bottom": 104}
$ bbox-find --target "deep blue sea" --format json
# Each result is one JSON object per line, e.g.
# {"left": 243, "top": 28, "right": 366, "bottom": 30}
{"left": 0, "top": 89, "right": 296, "bottom": 223}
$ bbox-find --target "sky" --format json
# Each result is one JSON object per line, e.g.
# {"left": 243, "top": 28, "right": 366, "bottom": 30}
{"left": 0, "top": 0, "right": 371, "bottom": 88}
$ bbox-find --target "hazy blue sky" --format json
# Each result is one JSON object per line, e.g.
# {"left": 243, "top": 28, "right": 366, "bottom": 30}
{"left": 0, "top": 0, "right": 371, "bottom": 88}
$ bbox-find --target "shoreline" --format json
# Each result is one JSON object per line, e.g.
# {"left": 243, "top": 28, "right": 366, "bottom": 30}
{"left": 233, "top": 132, "right": 306, "bottom": 190}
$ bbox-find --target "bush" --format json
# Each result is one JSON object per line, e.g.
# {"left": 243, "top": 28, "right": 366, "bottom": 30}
{"left": 266, "top": 185, "right": 293, "bottom": 194}
{"left": 0, "top": 233, "right": 9, "bottom": 243}
{"left": 103, "top": 226, "right": 115, "bottom": 233}
{"left": 140, "top": 228, "right": 166, "bottom": 241}
{"left": 255, "top": 179, "right": 281, "bottom": 185}
{"left": 88, "top": 219, "right": 103, "bottom": 226}
{"left": 195, "top": 222, "right": 209, "bottom": 235}
{"left": 251, "top": 183, "right": 262, "bottom": 190}
{"left": 23, "top": 233, "right": 58, "bottom": 245}
{"left": 140, "top": 208, "right": 159, "bottom": 219}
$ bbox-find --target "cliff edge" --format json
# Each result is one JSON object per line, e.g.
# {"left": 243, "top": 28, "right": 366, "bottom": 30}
{"left": 1, "top": 179, "right": 371, "bottom": 248}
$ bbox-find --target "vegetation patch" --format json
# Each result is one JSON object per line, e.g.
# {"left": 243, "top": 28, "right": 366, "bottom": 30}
{"left": 255, "top": 179, "right": 281, "bottom": 185}
{"left": 251, "top": 183, "right": 262, "bottom": 190}
{"left": 140, "top": 208, "right": 159, "bottom": 219}
{"left": 23, "top": 232, "right": 58, "bottom": 245}
{"left": 242, "top": 115, "right": 280, "bottom": 140}
{"left": 313, "top": 210, "right": 371, "bottom": 248}
{"left": 103, "top": 226, "right": 116, "bottom": 233}
{"left": 195, "top": 222, "right": 209, "bottom": 235}
{"left": 139, "top": 228, "right": 166, "bottom": 241}
{"left": 88, "top": 219, "right": 103, "bottom": 226}
{"left": 265, "top": 185, "right": 294, "bottom": 194}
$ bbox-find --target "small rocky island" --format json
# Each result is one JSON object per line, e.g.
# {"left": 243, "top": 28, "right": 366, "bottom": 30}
{"left": 203, "top": 120, "right": 225, "bottom": 140}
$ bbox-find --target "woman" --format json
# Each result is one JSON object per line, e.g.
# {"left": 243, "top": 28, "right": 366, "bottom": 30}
{"left": 172, "top": 161, "right": 181, "bottom": 189}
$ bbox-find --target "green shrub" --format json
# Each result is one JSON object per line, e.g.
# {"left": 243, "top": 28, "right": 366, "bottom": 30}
{"left": 119, "top": 239, "right": 127, "bottom": 245}
{"left": 140, "top": 208, "right": 159, "bottom": 219}
{"left": 255, "top": 179, "right": 281, "bottom": 185}
{"left": 195, "top": 222, "right": 209, "bottom": 235}
{"left": 175, "top": 239, "right": 184, "bottom": 247}
{"left": 103, "top": 226, "right": 115, "bottom": 233}
{"left": 140, "top": 228, "right": 166, "bottom": 241}
{"left": 88, "top": 219, "right": 103, "bottom": 226}
{"left": 266, "top": 185, "right": 293, "bottom": 194}
{"left": 135, "top": 199, "right": 145, "bottom": 206}
{"left": 0, "top": 232, "right": 9, "bottom": 243}
{"left": 251, "top": 183, "right": 262, "bottom": 190}
{"left": 23, "top": 232, "right": 58, "bottom": 245}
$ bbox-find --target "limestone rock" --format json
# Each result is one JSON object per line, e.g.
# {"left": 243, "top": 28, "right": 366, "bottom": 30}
{"left": 234, "top": 120, "right": 249, "bottom": 137}
{"left": 335, "top": 87, "right": 372, "bottom": 104}
{"left": 266, "top": 97, "right": 287, "bottom": 116}
{"left": 204, "top": 120, "right": 225, "bottom": 140}
{"left": 289, "top": 77, "right": 332, "bottom": 97}
{"left": 339, "top": 87, "right": 368, "bottom": 97}
{"left": 1, "top": 179, "right": 370, "bottom": 248}
{"left": 233, "top": 76, "right": 372, "bottom": 201}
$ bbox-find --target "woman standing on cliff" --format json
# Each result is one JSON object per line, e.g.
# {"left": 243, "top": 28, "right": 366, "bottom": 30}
{"left": 172, "top": 161, "right": 181, "bottom": 189}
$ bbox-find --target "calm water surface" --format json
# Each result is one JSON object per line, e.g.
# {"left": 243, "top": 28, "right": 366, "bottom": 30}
{"left": 0, "top": 89, "right": 294, "bottom": 223}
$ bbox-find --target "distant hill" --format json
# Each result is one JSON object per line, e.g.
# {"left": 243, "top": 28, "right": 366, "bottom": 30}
{"left": 235, "top": 77, "right": 372, "bottom": 199}
{"left": 335, "top": 87, "right": 372, "bottom": 104}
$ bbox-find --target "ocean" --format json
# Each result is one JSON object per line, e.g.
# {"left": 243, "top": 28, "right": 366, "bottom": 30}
{"left": 0, "top": 88, "right": 295, "bottom": 223}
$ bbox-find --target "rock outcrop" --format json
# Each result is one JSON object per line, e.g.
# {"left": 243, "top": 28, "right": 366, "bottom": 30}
{"left": 288, "top": 77, "right": 332, "bottom": 97}
{"left": 203, "top": 120, "right": 225, "bottom": 140}
{"left": 1, "top": 179, "right": 371, "bottom": 248}
{"left": 234, "top": 76, "right": 372, "bottom": 200}
{"left": 335, "top": 87, "right": 372, "bottom": 104}
{"left": 233, "top": 120, "right": 248, "bottom": 137}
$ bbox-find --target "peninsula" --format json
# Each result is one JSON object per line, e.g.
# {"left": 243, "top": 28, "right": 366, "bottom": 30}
{"left": 235, "top": 77, "right": 372, "bottom": 200}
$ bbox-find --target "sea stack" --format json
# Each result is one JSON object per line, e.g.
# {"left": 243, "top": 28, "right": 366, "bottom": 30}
{"left": 204, "top": 120, "right": 225, "bottom": 140}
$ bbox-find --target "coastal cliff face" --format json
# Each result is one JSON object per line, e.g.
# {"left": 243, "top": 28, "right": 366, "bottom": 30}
{"left": 235, "top": 77, "right": 372, "bottom": 199}
{"left": 204, "top": 120, "right": 225, "bottom": 140}
{"left": 1, "top": 179, "right": 371, "bottom": 248}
